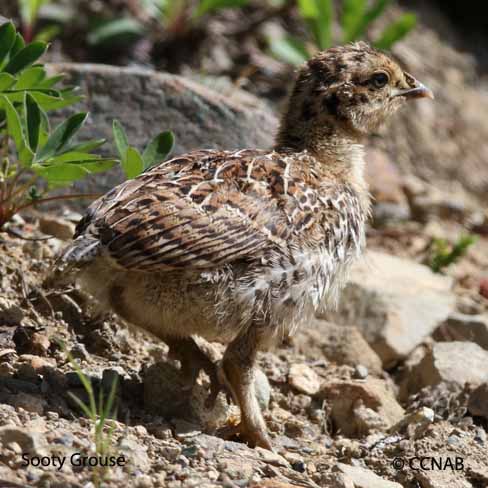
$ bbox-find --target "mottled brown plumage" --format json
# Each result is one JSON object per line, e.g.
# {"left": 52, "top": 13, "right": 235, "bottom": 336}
{"left": 57, "top": 42, "right": 433, "bottom": 450}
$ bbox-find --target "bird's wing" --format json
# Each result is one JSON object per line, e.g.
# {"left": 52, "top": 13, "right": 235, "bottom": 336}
{"left": 74, "top": 150, "right": 293, "bottom": 271}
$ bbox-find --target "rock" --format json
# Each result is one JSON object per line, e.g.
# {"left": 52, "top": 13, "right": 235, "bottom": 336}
{"left": 16, "top": 354, "right": 56, "bottom": 380}
{"left": 318, "top": 377, "right": 404, "bottom": 436}
{"left": 255, "top": 447, "right": 288, "bottom": 467}
{"left": 11, "top": 392, "right": 47, "bottom": 414}
{"left": 38, "top": 215, "right": 75, "bottom": 240}
{"left": 404, "top": 175, "right": 472, "bottom": 223}
{"left": 143, "top": 362, "right": 193, "bottom": 418}
{"left": 407, "top": 342, "right": 488, "bottom": 393}
{"left": 325, "top": 251, "right": 455, "bottom": 368}
{"left": 434, "top": 313, "right": 488, "bottom": 350}
{"left": 354, "top": 365, "right": 369, "bottom": 380}
{"left": 321, "top": 472, "right": 355, "bottom": 488}
{"left": 288, "top": 364, "right": 320, "bottom": 396}
{"left": 295, "top": 321, "right": 383, "bottom": 375}
{"left": 335, "top": 463, "right": 403, "bottom": 488}
{"left": 119, "top": 436, "right": 150, "bottom": 472}
{"left": 0, "top": 298, "right": 24, "bottom": 326}
{"left": 48, "top": 63, "right": 278, "bottom": 196}
{"left": 173, "top": 419, "right": 201, "bottom": 441}
{"left": 12, "top": 327, "right": 50, "bottom": 356}
{"left": 0, "top": 426, "right": 46, "bottom": 456}
{"left": 468, "top": 383, "right": 488, "bottom": 419}
{"left": 373, "top": 10, "right": 488, "bottom": 206}
{"left": 255, "top": 368, "right": 271, "bottom": 411}
{"left": 365, "top": 147, "right": 410, "bottom": 224}
{"left": 69, "top": 343, "right": 90, "bottom": 361}
{"left": 480, "top": 279, "right": 488, "bottom": 300}
{"left": 415, "top": 470, "right": 473, "bottom": 488}
{"left": 101, "top": 367, "right": 126, "bottom": 392}
{"left": 390, "top": 407, "right": 434, "bottom": 439}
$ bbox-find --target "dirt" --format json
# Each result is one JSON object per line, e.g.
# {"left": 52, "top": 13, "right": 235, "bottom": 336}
{"left": 0, "top": 206, "right": 486, "bottom": 487}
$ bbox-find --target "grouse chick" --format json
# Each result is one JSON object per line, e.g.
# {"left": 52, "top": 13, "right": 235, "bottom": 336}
{"left": 58, "top": 42, "right": 433, "bottom": 450}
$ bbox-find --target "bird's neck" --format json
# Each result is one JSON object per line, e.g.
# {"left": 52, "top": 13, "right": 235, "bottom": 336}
{"left": 275, "top": 117, "right": 368, "bottom": 198}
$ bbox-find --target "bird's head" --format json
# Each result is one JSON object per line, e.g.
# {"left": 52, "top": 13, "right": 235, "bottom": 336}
{"left": 276, "top": 42, "right": 433, "bottom": 150}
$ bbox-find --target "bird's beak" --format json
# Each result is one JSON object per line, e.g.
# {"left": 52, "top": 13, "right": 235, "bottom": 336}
{"left": 392, "top": 79, "right": 434, "bottom": 100}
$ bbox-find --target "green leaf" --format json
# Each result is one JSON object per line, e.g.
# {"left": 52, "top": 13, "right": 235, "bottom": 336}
{"left": 0, "top": 22, "right": 16, "bottom": 66}
{"left": 352, "top": 0, "right": 391, "bottom": 40}
{"left": 0, "top": 73, "right": 16, "bottom": 91}
{"left": 63, "top": 138, "right": 106, "bottom": 154}
{"left": 31, "top": 91, "right": 82, "bottom": 111}
{"left": 0, "top": 95, "right": 25, "bottom": 152}
{"left": 14, "top": 66, "right": 46, "bottom": 89}
{"left": 80, "top": 159, "right": 116, "bottom": 174}
{"left": 123, "top": 146, "right": 144, "bottom": 179}
{"left": 4, "top": 42, "right": 47, "bottom": 75}
{"left": 38, "top": 106, "right": 50, "bottom": 146}
{"left": 87, "top": 18, "right": 144, "bottom": 47}
{"left": 34, "top": 24, "right": 61, "bottom": 43}
{"left": 268, "top": 36, "right": 309, "bottom": 66}
{"left": 34, "top": 163, "right": 89, "bottom": 186}
{"left": 298, "top": 0, "right": 320, "bottom": 19}
{"left": 38, "top": 74, "right": 64, "bottom": 89}
{"left": 374, "top": 13, "right": 416, "bottom": 50}
{"left": 194, "top": 0, "right": 248, "bottom": 19}
{"left": 46, "top": 151, "right": 103, "bottom": 163}
{"left": 112, "top": 119, "right": 129, "bottom": 161}
{"left": 67, "top": 391, "right": 94, "bottom": 419}
{"left": 100, "top": 376, "right": 118, "bottom": 424}
{"left": 10, "top": 34, "right": 26, "bottom": 58}
{"left": 36, "top": 112, "right": 89, "bottom": 161}
{"left": 142, "top": 131, "right": 174, "bottom": 169}
{"left": 25, "top": 93, "right": 42, "bottom": 152}
{"left": 311, "top": 0, "right": 333, "bottom": 50}
{"left": 341, "top": 0, "right": 366, "bottom": 42}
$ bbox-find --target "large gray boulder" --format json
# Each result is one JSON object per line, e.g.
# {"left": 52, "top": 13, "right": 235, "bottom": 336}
{"left": 48, "top": 63, "right": 278, "bottom": 194}
{"left": 324, "top": 251, "right": 455, "bottom": 368}
{"left": 405, "top": 341, "right": 488, "bottom": 395}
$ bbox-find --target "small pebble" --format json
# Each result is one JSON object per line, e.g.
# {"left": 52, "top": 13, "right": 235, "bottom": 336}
{"left": 447, "top": 435, "right": 460, "bottom": 445}
{"left": 354, "top": 364, "right": 369, "bottom": 379}
{"left": 291, "top": 460, "right": 306, "bottom": 473}
{"left": 474, "top": 428, "right": 487, "bottom": 445}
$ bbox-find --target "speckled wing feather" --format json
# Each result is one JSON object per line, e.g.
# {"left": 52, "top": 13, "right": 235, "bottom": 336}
{"left": 73, "top": 149, "right": 299, "bottom": 271}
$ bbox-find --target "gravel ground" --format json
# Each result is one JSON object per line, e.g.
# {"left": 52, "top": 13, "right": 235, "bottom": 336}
{"left": 0, "top": 205, "right": 487, "bottom": 488}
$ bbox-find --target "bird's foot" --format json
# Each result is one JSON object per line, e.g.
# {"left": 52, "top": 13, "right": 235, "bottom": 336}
{"left": 219, "top": 417, "right": 274, "bottom": 451}
{"left": 168, "top": 338, "right": 229, "bottom": 407}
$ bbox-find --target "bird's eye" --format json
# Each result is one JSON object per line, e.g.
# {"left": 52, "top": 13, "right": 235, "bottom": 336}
{"left": 371, "top": 72, "right": 389, "bottom": 88}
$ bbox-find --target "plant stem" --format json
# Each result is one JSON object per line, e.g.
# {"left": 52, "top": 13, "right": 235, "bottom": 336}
{"left": 16, "top": 193, "right": 101, "bottom": 213}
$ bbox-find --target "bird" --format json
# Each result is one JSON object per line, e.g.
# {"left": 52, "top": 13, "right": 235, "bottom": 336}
{"left": 55, "top": 42, "right": 433, "bottom": 450}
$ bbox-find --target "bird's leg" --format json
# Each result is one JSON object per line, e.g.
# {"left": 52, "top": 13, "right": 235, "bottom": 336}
{"left": 165, "top": 336, "right": 223, "bottom": 406}
{"left": 220, "top": 328, "right": 273, "bottom": 451}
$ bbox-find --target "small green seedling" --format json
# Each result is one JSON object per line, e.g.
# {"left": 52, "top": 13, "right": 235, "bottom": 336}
{"left": 62, "top": 342, "right": 119, "bottom": 487}
{"left": 429, "top": 234, "right": 477, "bottom": 273}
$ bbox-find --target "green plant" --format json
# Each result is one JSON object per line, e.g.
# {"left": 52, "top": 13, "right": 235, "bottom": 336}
{"left": 64, "top": 345, "right": 119, "bottom": 487}
{"left": 0, "top": 21, "right": 118, "bottom": 230}
{"left": 112, "top": 119, "right": 174, "bottom": 179}
{"left": 87, "top": 17, "right": 145, "bottom": 49}
{"left": 428, "top": 235, "right": 477, "bottom": 273}
{"left": 87, "top": 0, "right": 250, "bottom": 49}
{"left": 269, "top": 0, "right": 416, "bottom": 65}
{"left": 17, "top": 0, "right": 64, "bottom": 43}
